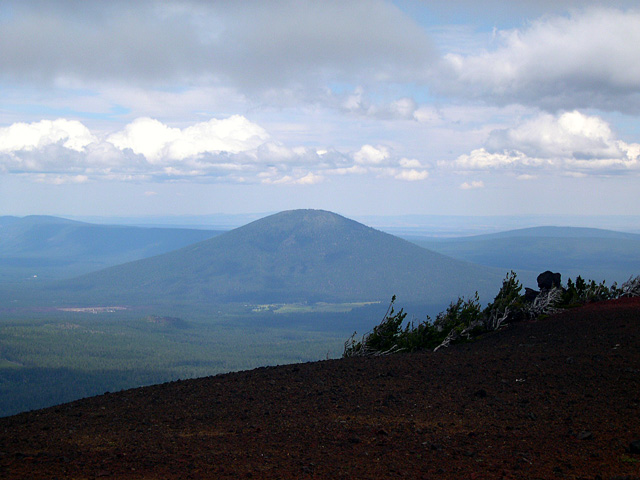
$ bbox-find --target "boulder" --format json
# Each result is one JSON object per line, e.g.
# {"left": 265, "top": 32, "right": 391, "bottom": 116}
{"left": 537, "top": 271, "right": 561, "bottom": 290}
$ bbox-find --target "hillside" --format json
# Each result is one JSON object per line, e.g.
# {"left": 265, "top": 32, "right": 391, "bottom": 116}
{"left": 1, "top": 297, "right": 638, "bottom": 479}
{"left": 51, "top": 209, "right": 503, "bottom": 307}
{"left": 409, "top": 226, "right": 640, "bottom": 285}
{"left": 0, "top": 215, "right": 220, "bottom": 282}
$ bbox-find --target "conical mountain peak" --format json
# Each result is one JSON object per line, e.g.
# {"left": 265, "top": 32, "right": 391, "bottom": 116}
{"left": 60, "top": 210, "right": 502, "bottom": 306}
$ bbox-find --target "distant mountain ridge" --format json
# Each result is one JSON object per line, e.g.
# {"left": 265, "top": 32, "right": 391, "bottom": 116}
{"left": 408, "top": 226, "right": 640, "bottom": 285}
{"left": 54, "top": 209, "right": 503, "bottom": 306}
{"left": 0, "top": 215, "right": 221, "bottom": 282}
{"left": 446, "top": 226, "right": 640, "bottom": 240}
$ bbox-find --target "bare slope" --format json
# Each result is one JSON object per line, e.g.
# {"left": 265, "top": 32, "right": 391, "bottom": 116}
{"left": 1, "top": 298, "right": 638, "bottom": 479}
{"left": 57, "top": 209, "right": 503, "bottom": 306}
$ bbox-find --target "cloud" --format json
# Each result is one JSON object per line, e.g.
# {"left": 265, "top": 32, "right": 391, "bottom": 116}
{"left": 450, "top": 111, "right": 640, "bottom": 174}
{"left": 340, "top": 86, "right": 443, "bottom": 123}
{"left": 437, "top": 8, "right": 640, "bottom": 112}
{"left": 0, "top": 116, "right": 273, "bottom": 178}
{"left": 516, "top": 174, "right": 537, "bottom": 181}
{"left": 0, "top": 119, "right": 95, "bottom": 152}
{"left": 452, "top": 149, "right": 538, "bottom": 170}
{"left": 0, "top": 117, "right": 430, "bottom": 184}
{"left": 389, "top": 98, "right": 418, "bottom": 119}
{"left": 413, "top": 106, "right": 442, "bottom": 124}
{"left": 107, "top": 116, "right": 270, "bottom": 162}
{"left": 342, "top": 86, "right": 365, "bottom": 112}
{"left": 33, "top": 174, "right": 89, "bottom": 185}
{"left": 398, "top": 158, "right": 424, "bottom": 169}
{"left": 0, "top": 0, "right": 435, "bottom": 99}
{"left": 395, "top": 169, "right": 429, "bottom": 181}
{"left": 460, "top": 180, "right": 484, "bottom": 189}
{"left": 485, "top": 111, "right": 623, "bottom": 159}
{"left": 346, "top": 149, "right": 429, "bottom": 181}
{"left": 392, "top": 158, "right": 429, "bottom": 181}
{"left": 261, "top": 171, "right": 324, "bottom": 185}
{"left": 354, "top": 145, "right": 390, "bottom": 165}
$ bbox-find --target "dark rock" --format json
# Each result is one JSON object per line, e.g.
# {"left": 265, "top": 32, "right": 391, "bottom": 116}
{"left": 630, "top": 439, "right": 640, "bottom": 454}
{"left": 537, "top": 271, "right": 561, "bottom": 291}
{"left": 524, "top": 287, "right": 539, "bottom": 302}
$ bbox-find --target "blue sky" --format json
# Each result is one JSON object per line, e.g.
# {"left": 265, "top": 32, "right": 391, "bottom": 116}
{"left": 1, "top": 0, "right": 640, "bottom": 220}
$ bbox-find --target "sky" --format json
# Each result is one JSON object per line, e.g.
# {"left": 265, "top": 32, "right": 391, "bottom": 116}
{"left": 2, "top": 0, "right": 640, "bottom": 221}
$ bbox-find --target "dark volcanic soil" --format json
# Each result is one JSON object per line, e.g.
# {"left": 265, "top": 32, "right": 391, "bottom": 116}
{"left": 1, "top": 298, "right": 640, "bottom": 479}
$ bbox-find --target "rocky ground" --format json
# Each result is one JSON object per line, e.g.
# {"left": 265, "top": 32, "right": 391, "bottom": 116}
{"left": 1, "top": 298, "right": 639, "bottom": 479}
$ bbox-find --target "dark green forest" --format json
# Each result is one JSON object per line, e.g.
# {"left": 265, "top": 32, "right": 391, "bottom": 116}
{"left": 0, "top": 306, "right": 373, "bottom": 417}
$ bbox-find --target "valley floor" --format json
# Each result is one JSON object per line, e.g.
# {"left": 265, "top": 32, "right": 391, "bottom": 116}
{"left": 1, "top": 298, "right": 640, "bottom": 479}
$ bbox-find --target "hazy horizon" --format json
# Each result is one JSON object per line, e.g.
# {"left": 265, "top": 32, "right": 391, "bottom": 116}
{"left": 4, "top": 210, "right": 640, "bottom": 237}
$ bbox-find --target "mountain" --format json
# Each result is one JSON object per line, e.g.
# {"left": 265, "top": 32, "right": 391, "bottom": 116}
{"left": 0, "top": 215, "right": 221, "bottom": 282}
{"left": 54, "top": 210, "right": 503, "bottom": 306}
{"left": 408, "top": 226, "right": 640, "bottom": 285}
{"left": 450, "top": 225, "right": 640, "bottom": 240}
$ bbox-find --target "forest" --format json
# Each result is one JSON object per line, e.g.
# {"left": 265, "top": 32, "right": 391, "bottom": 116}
{"left": 0, "top": 305, "right": 368, "bottom": 417}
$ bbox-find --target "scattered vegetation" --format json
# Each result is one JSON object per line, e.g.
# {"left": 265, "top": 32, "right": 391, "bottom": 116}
{"left": 344, "top": 272, "right": 640, "bottom": 357}
{"left": 621, "top": 455, "right": 640, "bottom": 465}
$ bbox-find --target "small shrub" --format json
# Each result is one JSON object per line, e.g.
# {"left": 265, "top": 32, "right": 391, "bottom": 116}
{"left": 563, "top": 276, "right": 622, "bottom": 305}
{"left": 433, "top": 293, "right": 483, "bottom": 335}
{"left": 483, "top": 271, "right": 525, "bottom": 329}
{"left": 343, "top": 296, "right": 407, "bottom": 357}
{"left": 344, "top": 272, "right": 640, "bottom": 357}
{"left": 396, "top": 319, "right": 441, "bottom": 352}
{"left": 619, "top": 275, "right": 640, "bottom": 297}
{"left": 528, "top": 287, "right": 564, "bottom": 318}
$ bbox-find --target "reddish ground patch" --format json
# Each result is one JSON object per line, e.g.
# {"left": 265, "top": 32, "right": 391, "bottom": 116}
{"left": 1, "top": 298, "right": 639, "bottom": 479}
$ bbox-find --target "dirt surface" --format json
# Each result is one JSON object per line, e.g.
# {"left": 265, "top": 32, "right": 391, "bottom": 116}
{"left": 1, "top": 298, "right": 639, "bottom": 479}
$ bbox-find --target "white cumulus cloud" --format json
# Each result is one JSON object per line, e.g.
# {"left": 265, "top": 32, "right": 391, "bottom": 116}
{"left": 107, "top": 116, "right": 270, "bottom": 162}
{"left": 485, "top": 111, "right": 623, "bottom": 159}
{"left": 452, "top": 148, "right": 537, "bottom": 170}
{"left": 0, "top": 116, "right": 433, "bottom": 185}
{"left": 450, "top": 111, "right": 640, "bottom": 174}
{"left": 354, "top": 145, "right": 390, "bottom": 165}
{"left": 346, "top": 148, "right": 429, "bottom": 181}
{"left": 0, "top": 119, "right": 95, "bottom": 153}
